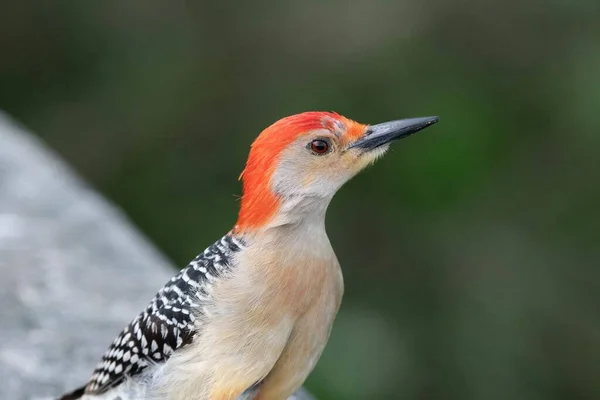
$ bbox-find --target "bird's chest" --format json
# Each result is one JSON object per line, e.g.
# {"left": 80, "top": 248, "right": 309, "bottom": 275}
{"left": 204, "top": 233, "right": 343, "bottom": 335}
{"left": 241, "top": 237, "right": 342, "bottom": 315}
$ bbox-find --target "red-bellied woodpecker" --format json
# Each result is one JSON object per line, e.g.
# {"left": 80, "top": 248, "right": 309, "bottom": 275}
{"left": 60, "top": 112, "right": 439, "bottom": 400}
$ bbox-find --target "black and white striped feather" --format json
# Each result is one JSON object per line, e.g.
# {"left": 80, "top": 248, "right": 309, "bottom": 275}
{"left": 65, "top": 234, "right": 245, "bottom": 398}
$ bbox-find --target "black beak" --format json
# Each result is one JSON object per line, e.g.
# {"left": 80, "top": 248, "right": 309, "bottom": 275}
{"left": 349, "top": 116, "right": 439, "bottom": 151}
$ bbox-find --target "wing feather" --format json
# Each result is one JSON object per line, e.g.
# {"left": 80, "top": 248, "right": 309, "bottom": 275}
{"left": 78, "top": 234, "right": 244, "bottom": 395}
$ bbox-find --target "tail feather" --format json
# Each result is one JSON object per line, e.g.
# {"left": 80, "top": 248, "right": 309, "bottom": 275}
{"left": 58, "top": 386, "right": 85, "bottom": 400}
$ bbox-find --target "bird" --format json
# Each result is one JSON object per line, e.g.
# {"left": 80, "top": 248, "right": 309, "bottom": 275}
{"left": 59, "top": 111, "right": 439, "bottom": 400}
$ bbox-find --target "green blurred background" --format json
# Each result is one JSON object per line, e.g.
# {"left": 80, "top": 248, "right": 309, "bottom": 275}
{"left": 1, "top": 1, "right": 599, "bottom": 399}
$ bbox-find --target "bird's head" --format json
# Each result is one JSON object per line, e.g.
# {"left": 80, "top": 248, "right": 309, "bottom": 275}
{"left": 234, "top": 111, "right": 439, "bottom": 233}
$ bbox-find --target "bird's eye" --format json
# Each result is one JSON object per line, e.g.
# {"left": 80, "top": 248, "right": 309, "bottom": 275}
{"left": 309, "top": 139, "right": 330, "bottom": 155}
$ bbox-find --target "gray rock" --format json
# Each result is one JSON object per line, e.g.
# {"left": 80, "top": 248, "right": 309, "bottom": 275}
{"left": 0, "top": 112, "right": 315, "bottom": 400}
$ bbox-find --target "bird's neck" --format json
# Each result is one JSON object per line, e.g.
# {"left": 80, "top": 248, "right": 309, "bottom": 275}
{"left": 237, "top": 195, "right": 334, "bottom": 260}
{"left": 273, "top": 192, "right": 333, "bottom": 228}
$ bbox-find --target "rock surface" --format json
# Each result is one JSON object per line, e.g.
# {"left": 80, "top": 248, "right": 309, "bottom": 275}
{"left": 0, "top": 112, "right": 314, "bottom": 400}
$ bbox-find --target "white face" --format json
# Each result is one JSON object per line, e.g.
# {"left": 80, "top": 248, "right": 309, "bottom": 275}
{"left": 271, "top": 128, "right": 388, "bottom": 216}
